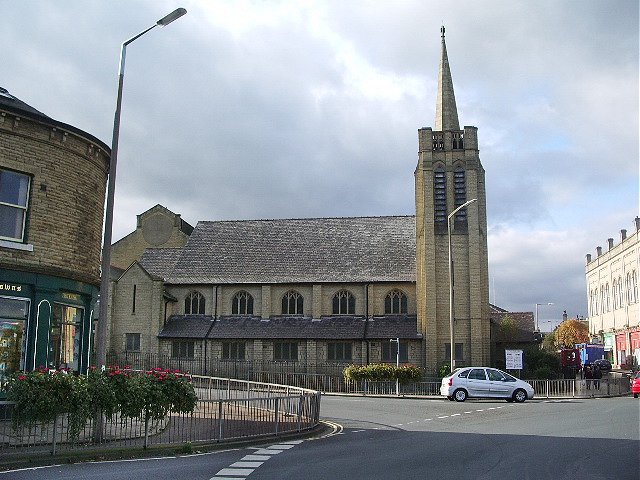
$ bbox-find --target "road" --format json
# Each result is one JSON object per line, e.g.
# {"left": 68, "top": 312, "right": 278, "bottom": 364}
{"left": 2, "top": 395, "right": 638, "bottom": 479}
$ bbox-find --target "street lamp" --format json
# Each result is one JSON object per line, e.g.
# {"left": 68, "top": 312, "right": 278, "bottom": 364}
{"left": 448, "top": 198, "right": 477, "bottom": 372}
{"left": 96, "top": 8, "right": 187, "bottom": 368}
{"left": 535, "top": 302, "right": 554, "bottom": 332}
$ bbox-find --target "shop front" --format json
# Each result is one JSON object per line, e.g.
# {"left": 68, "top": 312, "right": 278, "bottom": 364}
{"left": 603, "top": 332, "right": 615, "bottom": 363}
{"left": 0, "top": 269, "right": 97, "bottom": 385}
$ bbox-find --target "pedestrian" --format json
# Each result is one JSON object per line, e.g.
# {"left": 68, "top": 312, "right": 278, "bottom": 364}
{"left": 593, "top": 364, "right": 602, "bottom": 389}
{"left": 584, "top": 364, "right": 593, "bottom": 390}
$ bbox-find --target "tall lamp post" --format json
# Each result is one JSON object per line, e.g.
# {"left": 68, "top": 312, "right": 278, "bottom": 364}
{"left": 96, "top": 8, "right": 187, "bottom": 369}
{"left": 448, "top": 198, "right": 477, "bottom": 372}
{"left": 535, "top": 302, "right": 554, "bottom": 332}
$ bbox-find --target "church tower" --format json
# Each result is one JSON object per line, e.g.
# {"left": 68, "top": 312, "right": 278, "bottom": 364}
{"left": 415, "top": 27, "right": 490, "bottom": 372}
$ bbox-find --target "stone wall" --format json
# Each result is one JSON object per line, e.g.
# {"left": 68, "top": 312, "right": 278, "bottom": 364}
{"left": 0, "top": 109, "right": 109, "bottom": 285}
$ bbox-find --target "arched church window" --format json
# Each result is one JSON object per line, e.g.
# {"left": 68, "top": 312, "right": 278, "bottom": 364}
{"left": 232, "top": 291, "right": 254, "bottom": 315}
{"left": 282, "top": 290, "right": 304, "bottom": 315}
{"left": 185, "top": 291, "right": 205, "bottom": 315}
{"left": 434, "top": 168, "right": 447, "bottom": 224}
{"left": 385, "top": 290, "right": 408, "bottom": 314}
{"left": 332, "top": 290, "right": 355, "bottom": 315}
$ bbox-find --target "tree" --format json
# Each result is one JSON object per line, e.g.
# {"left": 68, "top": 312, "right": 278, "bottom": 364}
{"left": 541, "top": 330, "right": 557, "bottom": 352}
{"left": 554, "top": 319, "right": 589, "bottom": 348}
{"left": 499, "top": 315, "right": 518, "bottom": 343}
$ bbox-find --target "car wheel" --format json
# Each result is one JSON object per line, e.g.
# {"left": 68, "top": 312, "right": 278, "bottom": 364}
{"left": 634, "top": 393, "right": 638, "bottom": 398}
{"left": 513, "top": 389, "right": 527, "bottom": 403}
{"left": 454, "top": 389, "right": 467, "bottom": 402}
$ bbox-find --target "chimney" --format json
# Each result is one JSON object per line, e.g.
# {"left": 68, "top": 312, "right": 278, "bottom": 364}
{"left": 586, "top": 253, "right": 592, "bottom": 264}
{"left": 621, "top": 229, "right": 627, "bottom": 241}
{"left": 596, "top": 246, "right": 602, "bottom": 257}
{"left": 607, "top": 238, "right": 614, "bottom": 250}
{"left": 635, "top": 217, "right": 640, "bottom": 231}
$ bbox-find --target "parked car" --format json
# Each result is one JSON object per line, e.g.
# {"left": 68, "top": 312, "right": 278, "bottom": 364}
{"left": 440, "top": 367, "right": 535, "bottom": 403}
{"left": 593, "top": 359, "right": 612, "bottom": 372}
{"left": 632, "top": 372, "right": 640, "bottom": 399}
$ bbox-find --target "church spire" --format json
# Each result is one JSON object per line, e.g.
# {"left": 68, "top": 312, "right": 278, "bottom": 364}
{"left": 434, "top": 26, "right": 460, "bottom": 131}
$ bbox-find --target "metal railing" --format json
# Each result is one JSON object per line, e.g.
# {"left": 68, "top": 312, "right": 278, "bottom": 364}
{"left": 0, "top": 375, "right": 321, "bottom": 455}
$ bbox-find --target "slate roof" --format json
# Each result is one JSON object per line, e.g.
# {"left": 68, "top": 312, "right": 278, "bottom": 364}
{"left": 490, "top": 311, "right": 536, "bottom": 343}
{"left": 139, "top": 248, "right": 184, "bottom": 280}
{"left": 164, "top": 216, "right": 416, "bottom": 284}
{"left": 158, "top": 314, "right": 421, "bottom": 340}
{"left": 0, "top": 87, "right": 110, "bottom": 152}
{"left": 158, "top": 315, "right": 213, "bottom": 339}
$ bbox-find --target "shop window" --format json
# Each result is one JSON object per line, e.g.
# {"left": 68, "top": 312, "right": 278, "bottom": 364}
{"left": 49, "top": 304, "right": 83, "bottom": 372}
{"left": 125, "top": 333, "right": 141, "bottom": 352}
{"left": 222, "top": 341, "right": 245, "bottom": 360}
{"left": 332, "top": 290, "right": 355, "bottom": 315}
{"left": 231, "top": 291, "right": 254, "bottom": 315}
{"left": 274, "top": 341, "right": 298, "bottom": 361}
{"left": 385, "top": 290, "right": 408, "bottom": 314}
{"left": 172, "top": 340, "right": 194, "bottom": 359}
{"left": 328, "top": 342, "right": 352, "bottom": 361}
{"left": 0, "top": 169, "right": 31, "bottom": 242}
{"left": 185, "top": 291, "right": 205, "bottom": 315}
{"left": 0, "top": 296, "right": 29, "bottom": 382}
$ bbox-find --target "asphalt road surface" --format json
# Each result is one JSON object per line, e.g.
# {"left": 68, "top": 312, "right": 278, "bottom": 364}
{"left": 2, "top": 395, "right": 638, "bottom": 480}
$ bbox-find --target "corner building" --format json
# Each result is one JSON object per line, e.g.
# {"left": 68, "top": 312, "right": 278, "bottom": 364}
{"left": 107, "top": 30, "right": 491, "bottom": 374}
{"left": 0, "top": 87, "right": 109, "bottom": 381}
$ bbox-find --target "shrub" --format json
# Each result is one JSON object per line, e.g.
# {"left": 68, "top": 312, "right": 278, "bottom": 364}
{"left": 7, "top": 366, "right": 198, "bottom": 438}
{"left": 343, "top": 364, "right": 422, "bottom": 384}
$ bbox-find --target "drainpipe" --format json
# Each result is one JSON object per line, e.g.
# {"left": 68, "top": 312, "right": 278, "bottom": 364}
{"left": 203, "top": 285, "right": 219, "bottom": 375}
{"left": 364, "top": 283, "right": 370, "bottom": 364}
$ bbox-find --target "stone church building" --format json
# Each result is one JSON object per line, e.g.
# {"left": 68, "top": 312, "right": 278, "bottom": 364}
{"left": 107, "top": 29, "right": 490, "bottom": 374}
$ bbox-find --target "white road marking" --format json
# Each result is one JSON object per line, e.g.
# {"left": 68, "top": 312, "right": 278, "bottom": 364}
{"left": 252, "top": 448, "right": 283, "bottom": 455}
{"left": 215, "top": 467, "right": 254, "bottom": 476}
{"left": 241, "top": 455, "right": 271, "bottom": 461}
{"left": 230, "top": 461, "right": 263, "bottom": 468}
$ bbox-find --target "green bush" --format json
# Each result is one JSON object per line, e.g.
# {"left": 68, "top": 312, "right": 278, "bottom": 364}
{"left": 343, "top": 364, "right": 422, "bottom": 384}
{"left": 7, "top": 366, "right": 198, "bottom": 438}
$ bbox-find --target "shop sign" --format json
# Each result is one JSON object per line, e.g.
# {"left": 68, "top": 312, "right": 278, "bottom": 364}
{"left": 61, "top": 292, "right": 81, "bottom": 301}
{"left": 0, "top": 282, "right": 24, "bottom": 293}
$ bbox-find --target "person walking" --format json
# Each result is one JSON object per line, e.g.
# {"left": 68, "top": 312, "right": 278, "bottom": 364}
{"left": 584, "top": 364, "right": 593, "bottom": 390}
{"left": 593, "top": 364, "right": 602, "bottom": 389}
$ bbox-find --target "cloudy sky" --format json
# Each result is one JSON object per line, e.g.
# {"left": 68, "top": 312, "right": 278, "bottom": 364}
{"left": 3, "top": 0, "right": 638, "bottom": 330}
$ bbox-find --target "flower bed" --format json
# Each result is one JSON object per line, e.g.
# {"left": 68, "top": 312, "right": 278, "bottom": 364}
{"left": 6, "top": 366, "right": 197, "bottom": 439}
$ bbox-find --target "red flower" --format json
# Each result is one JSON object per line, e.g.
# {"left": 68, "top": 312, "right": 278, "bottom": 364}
{"left": 18, "top": 375, "right": 26, "bottom": 381}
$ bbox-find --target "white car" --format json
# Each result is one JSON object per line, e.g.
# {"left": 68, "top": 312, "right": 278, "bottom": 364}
{"left": 440, "top": 367, "right": 535, "bottom": 402}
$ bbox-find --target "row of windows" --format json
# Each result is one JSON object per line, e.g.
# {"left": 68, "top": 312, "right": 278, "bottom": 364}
{"left": 433, "top": 168, "right": 467, "bottom": 224}
{"left": 132, "top": 339, "right": 412, "bottom": 362}
{"left": 183, "top": 289, "right": 410, "bottom": 316}
{"left": 431, "top": 133, "right": 464, "bottom": 151}
{"left": 589, "top": 270, "right": 639, "bottom": 316}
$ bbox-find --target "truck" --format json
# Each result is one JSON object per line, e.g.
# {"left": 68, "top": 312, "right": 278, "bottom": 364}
{"left": 575, "top": 343, "right": 605, "bottom": 367}
{"left": 560, "top": 348, "right": 580, "bottom": 379}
